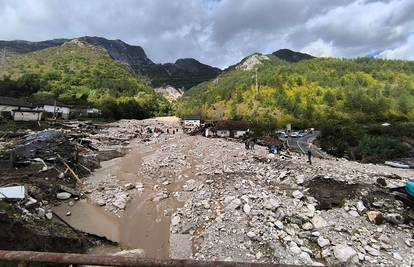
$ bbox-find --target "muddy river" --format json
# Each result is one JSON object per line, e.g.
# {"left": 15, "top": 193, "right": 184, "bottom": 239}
{"left": 54, "top": 137, "right": 193, "bottom": 259}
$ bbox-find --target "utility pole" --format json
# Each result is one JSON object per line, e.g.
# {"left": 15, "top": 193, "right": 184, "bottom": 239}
{"left": 1, "top": 48, "right": 6, "bottom": 69}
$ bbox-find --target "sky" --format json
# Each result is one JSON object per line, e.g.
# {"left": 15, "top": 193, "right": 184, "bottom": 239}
{"left": 1, "top": 0, "right": 414, "bottom": 68}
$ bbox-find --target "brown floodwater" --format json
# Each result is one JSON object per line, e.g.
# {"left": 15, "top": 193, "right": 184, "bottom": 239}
{"left": 53, "top": 199, "right": 120, "bottom": 243}
{"left": 55, "top": 135, "right": 194, "bottom": 259}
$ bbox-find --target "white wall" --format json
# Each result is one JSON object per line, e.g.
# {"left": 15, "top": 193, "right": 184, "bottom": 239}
{"left": 183, "top": 120, "right": 200, "bottom": 127}
{"left": 43, "top": 105, "right": 70, "bottom": 114}
{"left": 13, "top": 111, "right": 42, "bottom": 121}
{"left": 217, "top": 130, "right": 230, "bottom": 137}
{"left": 234, "top": 130, "right": 247, "bottom": 138}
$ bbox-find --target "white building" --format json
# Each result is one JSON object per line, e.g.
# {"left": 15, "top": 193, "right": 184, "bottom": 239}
{"left": 214, "top": 120, "right": 252, "bottom": 138}
{"left": 0, "top": 97, "right": 33, "bottom": 117}
{"left": 12, "top": 109, "right": 43, "bottom": 121}
{"left": 33, "top": 100, "right": 71, "bottom": 120}
{"left": 182, "top": 115, "right": 202, "bottom": 133}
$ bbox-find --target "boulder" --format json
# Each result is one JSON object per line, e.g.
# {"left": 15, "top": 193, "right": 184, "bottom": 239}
{"left": 227, "top": 198, "right": 242, "bottom": 210}
{"left": 317, "top": 236, "right": 330, "bottom": 248}
{"left": 124, "top": 183, "right": 135, "bottom": 190}
{"left": 263, "top": 198, "right": 279, "bottom": 211}
{"left": 356, "top": 201, "right": 366, "bottom": 212}
{"left": 183, "top": 179, "right": 196, "bottom": 191}
{"left": 56, "top": 192, "right": 71, "bottom": 200}
{"left": 333, "top": 244, "right": 358, "bottom": 263}
{"left": 113, "top": 193, "right": 129, "bottom": 209}
{"left": 243, "top": 204, "right": 251, "bottom": 214}
{"left": 292, "top": 190, "right": 304, "bottom": 199}
{"left": 311, "top": 215, "right": 327, "bottom": 229}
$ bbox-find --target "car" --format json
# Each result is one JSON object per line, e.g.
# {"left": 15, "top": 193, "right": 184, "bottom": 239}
{"left": 290, "top": 132, "right": 299, "bottom": 138}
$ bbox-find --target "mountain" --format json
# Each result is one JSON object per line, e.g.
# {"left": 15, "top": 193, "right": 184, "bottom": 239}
{"left": 176, "top": 49, "right": 414, "bottom": 127}
{"left": 0, "top": 39, "right": 170, "bottom": 119}
{"left": 154, "top": 85, "right": 183, "bottom": 102}
{"left": 0, "top": 36, "right": 221, "bottom": 89}
{"left": 272, "top": 49, "right": 315, "bottom": 62}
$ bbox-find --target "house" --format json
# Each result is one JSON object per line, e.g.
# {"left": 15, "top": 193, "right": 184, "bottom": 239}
{"left": 182, "top": 115, "right": 202, "bottom": 133}
{"left": 0, "top": 96, "right": 33, "bottom": 118}
{"left": 214, "top": 120, "right": 253, "bottom": 138}
{"left": 12, "top": 109, "right": 43, "bottom": 121}
{"left": 33, "top": 100, "right": 71, "bottom": 120}
{"left": 87, "top": 107, "right": 102, "bottom": 117}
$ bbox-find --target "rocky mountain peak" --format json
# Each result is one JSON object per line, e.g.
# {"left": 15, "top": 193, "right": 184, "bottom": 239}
{"left": 236, "top": 53, "right": 270, "bottom": 71}
{"left": 272, "top": 49, "right": 315, "bottom": 63}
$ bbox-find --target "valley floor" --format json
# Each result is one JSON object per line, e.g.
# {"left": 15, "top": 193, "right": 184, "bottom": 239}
{"left": 64, "top": 117, "right": 414, "bottom": 266}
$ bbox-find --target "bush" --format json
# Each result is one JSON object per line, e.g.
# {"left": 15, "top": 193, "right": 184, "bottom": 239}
{"left": 354, "top": 135, "right": 409, "bottom": 163}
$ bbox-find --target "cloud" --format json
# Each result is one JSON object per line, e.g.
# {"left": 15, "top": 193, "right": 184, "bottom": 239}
{"left": 0, "top": 0, "right": 413, "bottom": 68}
{"left": 377, "top": 34, "right": 414, "bottom": 60}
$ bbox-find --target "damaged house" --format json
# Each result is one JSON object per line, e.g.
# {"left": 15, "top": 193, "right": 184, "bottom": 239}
{"left": 214, "top": 120, "right": 253, "bottom": 138}
{"left": 33, "top": 100, "right": 71, "bottom": 120}
{"left": 182, "top": 115, "right": 202, "bottom": 133}
{"left": 0, "top": 96, "right": 43, "bottom": 121}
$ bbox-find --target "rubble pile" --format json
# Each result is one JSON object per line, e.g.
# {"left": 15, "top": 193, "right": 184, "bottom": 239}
{"left": 129, "top": 128, "right": 414, "bottom": 266}
{"left": 1, "top": 117, "right": 413, "bottom": 265}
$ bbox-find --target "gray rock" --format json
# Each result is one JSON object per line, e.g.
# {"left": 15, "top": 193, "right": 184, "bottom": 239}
{"left": 56, "top": 192, "right": 71, "bottom": 200}
{"left": 311, "top": 215, "right": 327, "bottom": 229}
{"left": 96, "top": 198, "right": 106, "bottom": 206}
{"left": 393, "top": 252, "right": 403, "bottom": 260}
{"left": 263, "top": 198, "right": 279, "bottom": 210}
{"left": 25, "top": 197, "right": 38, "bottom": 207}
{"left": 124, "top": 183, "right": 135, "bottom": 190}
{"left": 348, "top": 210, "right": 360, "bottom": 217}
{"left": 302, "top": 222, "right": 314, "bottom": 230}
{"left": 243, "top": 204, "right": 251, "bottom": 214}
{"left": 183, "top": 179, "right": 196, "bottom": 191}
{"left": 364, "top": 245, "right": 380, "bottom": 256}
{"left": 227, "top": 198, "right": 241, "bottom": 210}
{"left": 334, "top": 244, "right": 358, "bottom": 263}
{"left": 317, "top": 236, "right": 330, "bottom": 248}
{"left": 36, "top": 208, "right": 46, "bottom": 218}
{"left": 289, "top": 242, "right": 301, "bottom": 254}
{"left": 275, "top": 220, "right": 284, "bottom": 229}
{"left": 299, "top": 251, "right": 313, "bottom": 264}
{"left": 292, "top": 190, "right": 304, "bottom": 199}
{"left": 356, "top": 201, "right": 366, "bottom": 212}
{"left": 296, "top": 175, "right": 305, "bottom": 185}
{"left": 247, "top": 231, "right": 256, "bottom": 238}
{"left": 384, "top": 213, "right": 404, "bottom": 224}
{"left": 113, "top": 192, "right": 129, "bottom": 209}
{"left": 171, "top": 215, "right": 181, "bottom": 226}
{"left": 45, "top": 212, "right": 53, "bottom": 220}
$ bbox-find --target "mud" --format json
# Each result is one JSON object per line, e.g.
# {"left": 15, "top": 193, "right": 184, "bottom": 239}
{"left": 53, "top": 199, "right": 120, "bottom": 242}
{"left": 305, "top": 176, "right": 363, "bottom": 210}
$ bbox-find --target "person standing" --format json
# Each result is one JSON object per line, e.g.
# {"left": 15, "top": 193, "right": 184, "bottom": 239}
{"left": 307, "top": 149, "right": 312, "bottom": 165}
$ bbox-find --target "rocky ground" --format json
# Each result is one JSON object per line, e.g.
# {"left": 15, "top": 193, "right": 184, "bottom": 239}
{"left": 92, "top": 119, "right": 414, "bottom": 266}
{"left": 2, "top": 117, "right": 413, "bottom": 267}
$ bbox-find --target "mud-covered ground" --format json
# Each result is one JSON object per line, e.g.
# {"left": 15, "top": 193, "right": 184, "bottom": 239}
{"left": 1, "top": 118, "right": 414, "bottom": 267}
{"left": 58, "top": 118, "right": 414, "bottom": 267}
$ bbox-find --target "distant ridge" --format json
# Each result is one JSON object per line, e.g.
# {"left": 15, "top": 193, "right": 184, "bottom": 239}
{"left": 272, "top": 49, "right": 315, "bottom": 62}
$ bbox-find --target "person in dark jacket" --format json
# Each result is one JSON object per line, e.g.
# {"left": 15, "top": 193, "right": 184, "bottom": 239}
{"left": 307, "top": 149, "right": 312, "bottom": 165}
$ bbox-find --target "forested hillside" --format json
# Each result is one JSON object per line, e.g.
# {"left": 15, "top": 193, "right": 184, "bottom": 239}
{"left": 176, "top": 53, "right": 414, "bottom": 162}
{"left": 177, "top": 55, "right": 414, "bottom": 126}
{"left": 0, "top": 40, "right": 171, "bottom": 119}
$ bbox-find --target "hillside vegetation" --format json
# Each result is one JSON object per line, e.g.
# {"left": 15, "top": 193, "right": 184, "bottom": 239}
{"left": 0, "top": 40, "right": 170, "bottom": 119}
{"left": 176, "top": 54, "right": 414, "bottom": 161}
